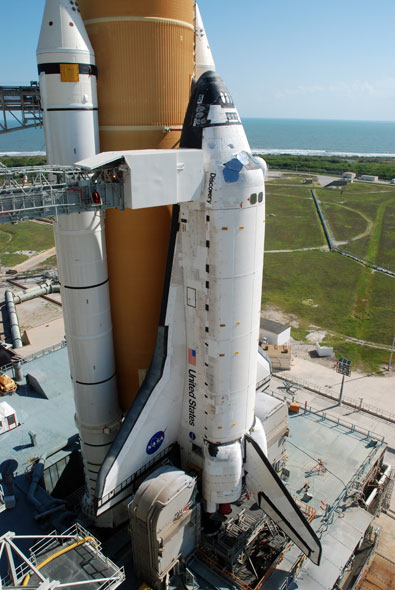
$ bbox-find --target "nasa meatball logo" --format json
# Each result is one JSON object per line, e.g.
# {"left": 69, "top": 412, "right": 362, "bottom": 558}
{"left": 189, "top": 432, "right": 196, "bottom": 440}
{"left": 146, "top": 431, "right": 165, "bottom": 455}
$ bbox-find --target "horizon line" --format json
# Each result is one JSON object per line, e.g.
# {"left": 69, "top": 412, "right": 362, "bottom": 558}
{"left": 240, "top": 116, "right": 395, "bottom": 123}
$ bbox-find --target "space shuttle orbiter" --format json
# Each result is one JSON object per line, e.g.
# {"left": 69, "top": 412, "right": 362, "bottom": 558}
{"left": 91, "top": 13, "right": 321, "bottom": 566}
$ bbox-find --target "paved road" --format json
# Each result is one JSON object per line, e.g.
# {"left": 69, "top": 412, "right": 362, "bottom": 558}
{"left": 11, "top": 247, "right": 56, "bottom": 272}
{"left": 267, "top": 169, "right": 395, "bottom": 187}
{"left": 267, "top": 170, "right": 340, "bottom": 186}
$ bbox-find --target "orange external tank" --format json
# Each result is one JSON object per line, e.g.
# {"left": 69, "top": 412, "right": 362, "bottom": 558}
{"left": 78, "top": 0, "right": 195, "bottom": 410}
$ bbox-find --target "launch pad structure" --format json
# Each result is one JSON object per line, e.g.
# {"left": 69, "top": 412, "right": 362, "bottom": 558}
{"left": 0, "top": 1, "right": 394, "bottom": 589}
{"left": 0, "top": 349, "right": 389, "bottom": 589}
{"left": 0, "top": 84, "right": 42, "bottom": 134}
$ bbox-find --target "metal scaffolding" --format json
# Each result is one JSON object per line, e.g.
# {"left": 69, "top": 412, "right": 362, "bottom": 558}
{"left": 0, "top": 524, "right": 125, "bottom": 590}
{"left": 0, "top": 164, "right": 124, "bottom": 223}
{"left": 0, "top": 84, "right": 42, "bottom": 134}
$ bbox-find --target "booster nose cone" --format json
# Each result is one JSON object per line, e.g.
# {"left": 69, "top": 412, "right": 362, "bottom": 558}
{"left": 37, "top": 0, "right": 94, "bottom": 64}
{"left": 195, "top": 4, "right": 216, "bottom": 79}
{"left": 181, "top": 71, "right": 241, "bottom": 149}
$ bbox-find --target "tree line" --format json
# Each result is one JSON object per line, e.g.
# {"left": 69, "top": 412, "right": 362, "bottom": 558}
{"left": 260, "top": 155, "right": 395, "bottom": 181}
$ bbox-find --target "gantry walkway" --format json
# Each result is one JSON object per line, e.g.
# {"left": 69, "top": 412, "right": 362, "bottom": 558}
{"left": 0, "top": 163, "right": 124, "bottom": 223}
{"left": 0, "top": 84, "right": 42, "bottom": 133}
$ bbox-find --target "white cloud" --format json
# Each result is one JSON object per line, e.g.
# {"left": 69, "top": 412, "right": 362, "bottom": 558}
{"left": 274, "top": 78, "right": 395, "bottom": 100}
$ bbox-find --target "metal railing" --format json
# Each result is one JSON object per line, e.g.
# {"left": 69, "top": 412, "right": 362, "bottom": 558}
{"left": 0, "top": 341, "right": 67, "bottom": 381}
{"left": 273, "top": 373, "right": 395, "bottom": 424}
{"left": 22, "top": 340, "right": 67, "bottom": 364}
{"left": 0, "top": 524, "right": 126, "bottom": 590}
{"left": 265, "top": 387, "right": 386, "bottom": 443}
{"left": 0, "top": 164, "right": 124, "bottom": 223}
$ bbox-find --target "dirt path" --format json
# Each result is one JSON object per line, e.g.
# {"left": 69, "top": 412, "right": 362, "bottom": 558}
{"left": 318, "top": 200, "right": 373, "bottom": 245}
{"left": 325, "top": 330, "right": 393, "bottom": 351}
{"left": 265, "top": 246, "right": 329, "bottom": 253}
{"left": 11, "top": 247, "right": 56, "bottom": 272}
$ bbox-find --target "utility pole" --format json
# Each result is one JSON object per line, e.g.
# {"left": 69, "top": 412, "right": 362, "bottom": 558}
{"left": 336, "top": 358, "right": 352, "bottom": 406}
{"left": 388, "top": 334, "right": 395, "bottom": 372}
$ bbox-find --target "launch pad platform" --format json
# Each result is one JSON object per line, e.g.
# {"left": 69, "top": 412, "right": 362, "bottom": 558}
{"left": 0, "top": 345, "right": 389, "bottom": 590}
{"left": 182, "top": 406, "right": 385, "bottom": 590}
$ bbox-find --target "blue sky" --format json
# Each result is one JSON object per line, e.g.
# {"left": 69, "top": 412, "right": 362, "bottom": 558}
{"left": 1, "top": 0, "right": 394, "bottom": 121}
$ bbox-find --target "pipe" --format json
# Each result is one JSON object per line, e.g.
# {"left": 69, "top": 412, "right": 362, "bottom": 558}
{"left": 13, "top": 282, "right": 60, "bottom": 304}
{"left": 13, "top": 360, "right": 23, "bottom": 382}
{"left": 27, "top": 454, "right": 64, "bottom": 512}
{"left": 4, "top": 282, "right": 60, "bottom": 350}
{"left": 364, "top": 463, "right": 391, "bottom": 509}
{"left": 5, "top": 290, "right": 22, "bottom": 349}
{"left": 27, "top": 455, "right": 47, "bottom": 510}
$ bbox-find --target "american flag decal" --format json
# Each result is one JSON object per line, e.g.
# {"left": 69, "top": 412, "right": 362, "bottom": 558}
{"left": 188, "top": 348, "right": 196, "bottom": 366}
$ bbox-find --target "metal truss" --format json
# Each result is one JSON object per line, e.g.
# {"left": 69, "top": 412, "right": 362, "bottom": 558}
{"left": 0, "top": 85, "right": 42, "bottom": 134}
{"left": 0, "top": 164, "right": 124, "bottom": 223}
{"left": 0, "top": 524, "right": 125, "bottom": 590}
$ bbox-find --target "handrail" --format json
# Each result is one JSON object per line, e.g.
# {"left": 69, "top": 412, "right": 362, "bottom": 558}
{"left": 273, "top": 372, "right": 395, "bottom": 424}
{"left": 265, "top": 387, "right": 386, "bottom": 442}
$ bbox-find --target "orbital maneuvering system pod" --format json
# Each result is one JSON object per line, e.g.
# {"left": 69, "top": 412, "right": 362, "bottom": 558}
{"left": 37, "top": 0, "right": 321, "bottom": 567}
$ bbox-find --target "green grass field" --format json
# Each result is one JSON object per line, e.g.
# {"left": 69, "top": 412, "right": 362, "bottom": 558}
{"left": 319, "top": 202, "right": 369, "bottom": 243}
{"left": 40, "top": 254, "right": 57, "bottom": 267}
{"left": 0, "top": 221, "right": 55, "bottom": 266}
{"left": 263, "top": 176, "right": 395, "bottom": 372}
{"left": 265, "top": 188, "right": 326, "bottom": 250}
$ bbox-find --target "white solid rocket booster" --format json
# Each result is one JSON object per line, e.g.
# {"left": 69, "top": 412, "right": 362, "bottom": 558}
{"left": 37, "top": 0, "right": 122, "bottom": 503}
{"left": 194, "top": 4, "right": 216, "bottom": 80}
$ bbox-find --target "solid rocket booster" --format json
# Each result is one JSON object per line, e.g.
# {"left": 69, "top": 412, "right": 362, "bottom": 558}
{"left": 195, "top": 4, "right": 216, "bottom": 80}
{"left": 93, "top": 7, "right": 321, "bottom": 565}
{"left": 78, "top": 0, "right": 195, "bottom": 409}
{"left": 37, "top": 0, "right": 122, "bottom": 501}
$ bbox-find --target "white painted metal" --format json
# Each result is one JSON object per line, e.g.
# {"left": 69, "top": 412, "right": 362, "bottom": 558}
{"left": 0, "top": 402, "right": 18, "bottom": 435}
{"left": 96, "top": 94, "right": 268, "bottom": 512}
{"left": 178, "top": 108, "right": 266, "bottom": 508}
{"left": 97, "top": 280, "right": 187, "bottom": 508}
{"left": 37, "top": 0, "right": 121, "bottom": 502}
{"left": 244, "top": 434, "right": 322, "bottom": 565}
{"left": 195, "top": 4, "right": 215, "bottom": 79}
{"left": 77, "top": 149, "right": 204, "bottom": 209}
{"left": 129, "top": 466, "right": 199, "bottom": 586}
{"left": 202, "top": 442, "right": 243, "bottom": 510}
{"left": 255, "top": 393, "right": 288, "bottom": 465}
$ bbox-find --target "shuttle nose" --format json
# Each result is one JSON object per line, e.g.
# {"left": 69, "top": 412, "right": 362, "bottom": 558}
{"left": 180, "top": 71, "right": 238, "bottom": 149}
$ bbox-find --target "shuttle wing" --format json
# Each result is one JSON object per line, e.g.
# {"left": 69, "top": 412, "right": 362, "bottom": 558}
{"left": 94, "top": 207, "right": 187, "bottom": 516}
{"left": 244, "top": 434, "right": 322, "bottom": 565}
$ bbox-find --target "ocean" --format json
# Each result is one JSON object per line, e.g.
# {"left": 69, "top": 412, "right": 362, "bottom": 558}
{"left": 1, "top": 118, "right": 395, "bottom": 158}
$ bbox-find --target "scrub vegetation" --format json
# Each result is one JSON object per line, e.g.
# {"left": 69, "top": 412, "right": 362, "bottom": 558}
{"left": 0, "top": 158, "right": 55, "bottom": 267}
{"left": 264, "top": 184, "right": 326, "bottom": 250}
{"left": 263, "top": 175, "right": 395, "bottom": 372}
{"left": 1, "top": 155, "right": 47, "bottom": 168}
{"left": 261, "top": 154, "right": 395, "bottom": 181}
{"left": 40, "top": 254, "right": 57, "bottom": 267}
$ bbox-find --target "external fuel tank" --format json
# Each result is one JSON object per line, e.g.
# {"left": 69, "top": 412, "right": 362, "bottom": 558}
{"left": 78, "top": 0, "right": 195, "bottom": 409}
